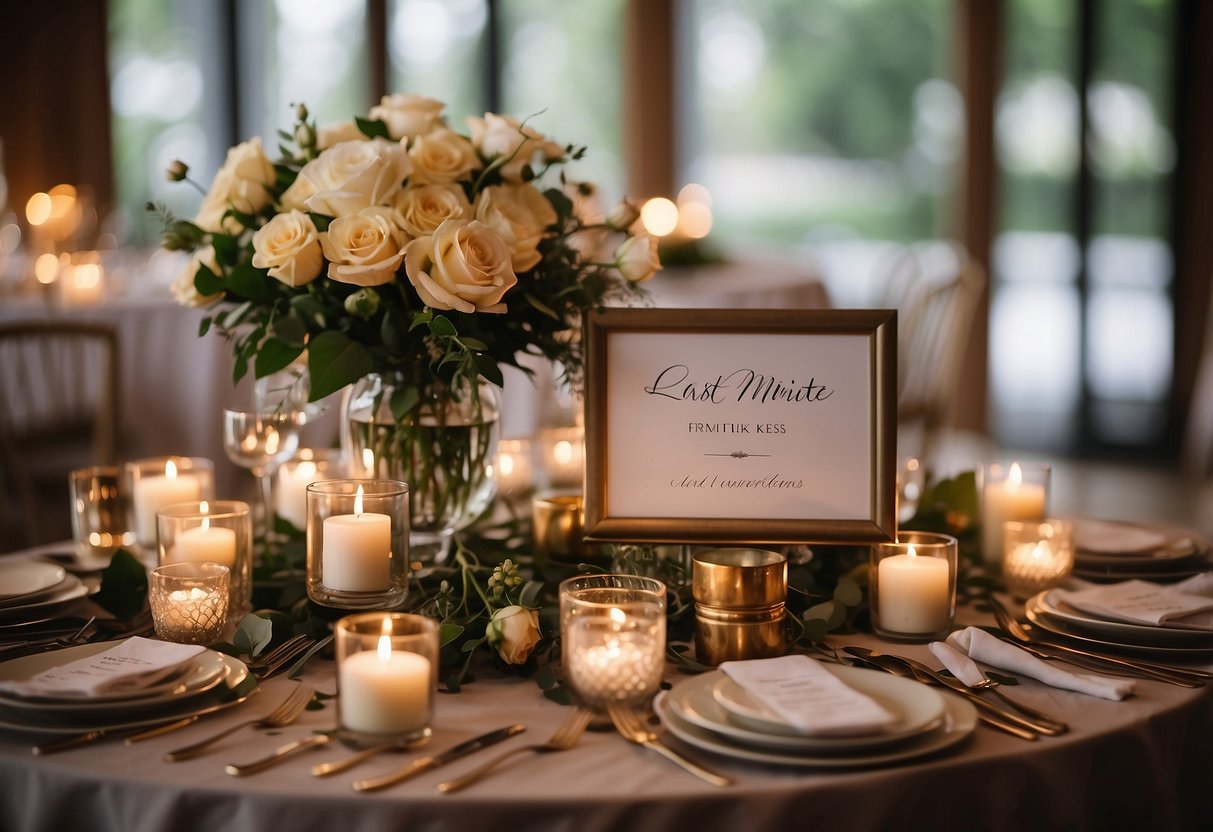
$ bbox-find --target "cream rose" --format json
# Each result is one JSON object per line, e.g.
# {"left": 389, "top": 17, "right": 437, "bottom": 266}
{"left": 404, "top": 219, "right": 517, "bottom": 314}
{"left": 485, "top": 605, "right": 541, "bottom": 666}
{"left": 316, "top": 120, "right": 368, "bottom": 150}
{"left": 171, "top": 246, "right": 224, "bottom": 307}
{"left": 251, "top": 210, "right": 324, "bottom": 287}
{"left": 368, "top": 94, "right": 445, "bottom": 140}
{"left": 193, "top": 137, "right": 275, "bottom": 233}
{"left": 614, "top": 233, "right": 662, "bottom": 283}
{"left": 280, "top": 138, "right": 411, "bottom": 217}
{"left": 466, "top": 113, "right": 565, "bottom": 182}
{"left": 393, "top": 183, "right": 472, "bottom": 237}
{"left": 407, "top": 127, "right": 481, "bottom": 185}
{"left": 473, "top": 183, "right": 557, "bottom": 272}
{"left": 319, "top": 206, "right": 408, "bottom": 287}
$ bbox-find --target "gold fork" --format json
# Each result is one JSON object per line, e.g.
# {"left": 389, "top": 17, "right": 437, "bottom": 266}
{"left": 163, "top": 682, "right": 315, "bottom": 762}
{"left": 436, "top": 707, "right": 592, "bottom": 793}
{"left": 606, "top": 703, "right": 732, "bottom": 787}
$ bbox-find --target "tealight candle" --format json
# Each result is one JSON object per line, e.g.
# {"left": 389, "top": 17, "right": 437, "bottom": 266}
{"left": 335, "top": 613, "right": 438, "bottom": 747}
{"left": 495, "top": 438, "right": 535, "bottom": 499}
{"left": 1002, "top": 519, "right": 1075, "bottom": 598}
{"left": 323, "top": 486, "right": 392, "bottom": 592}
{"left": 538, "top": 426, "right": 584, "bottom": 489}
{"left": 981, "top": 462, "right": 1049, "bottom": 565}
{"left": 870, "top": 532, "right": 958, "bottom": 641}
{"left": 148, "top": 562, "right": 230, "bottom": 645}
{"left": 173, "top": 514, "right": 237, "bottom": 567}
{"left": 307, "top": 479, "right": 408, "bottom": 609}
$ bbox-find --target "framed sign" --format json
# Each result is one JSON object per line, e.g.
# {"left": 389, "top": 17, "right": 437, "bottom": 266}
{"left": 582, "top": 308, "right": 897, "bottom": 544}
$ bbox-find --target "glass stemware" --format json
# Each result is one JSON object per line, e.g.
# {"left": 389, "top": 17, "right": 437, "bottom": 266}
{"left": 222, "top": 408, "right": 301, "bottom": 538}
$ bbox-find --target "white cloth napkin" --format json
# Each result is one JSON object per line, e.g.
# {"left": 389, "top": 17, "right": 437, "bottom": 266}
{"left": 936, "top": 627, "right": 1135, "bottom": 701}
{"left": 719, "top": 654, "right": 897, "bottom": 736}
{"left": 1057, "top": 579, "right": 1213, "bottom": 631}
{"left": 0, "top": 637, "right": 206, "bottom": 700}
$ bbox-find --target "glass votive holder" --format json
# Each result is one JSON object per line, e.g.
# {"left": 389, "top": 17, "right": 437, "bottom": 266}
{"left": 125, "top": 456, "right": 215, "bottom": 552}
{"left": 537, "top": 426, "right": 584, "bottom": 489}
{"left": 157, "top": 500, "right": 252, "bottom": 623}
{"left": 869, "top": 531, "right": 958, "bottom": 642}
{"left": 335, "top": 612, "right": 439, "bottom": 748}
{"left": 69, "top": 465, "right": 135, "bottom": 566}
{"left": 276, "top": 448, "right": 347, "bottom": 533}
{"left": 533, "top": 491, "right": 590, "bottom": 563}
{"left": 1002, "top": 519, "right": 1075, "bottom": 599}
{"left": 560, "top": 575, "right": 666, "bottom": 709}
{"left": 307, "top": 479, "right": 408, "bottom": 609}
{"left": 980, "top": 461, "right": 1050, "bottom": 565}
{"left": 692, "top": 548, "right": 788, "bottom": 665}
{"left": 148, "top": 562, "right": 230, "bottom": 645}
{"left": 495, "top": 438, "right": 536, "bottom": 500}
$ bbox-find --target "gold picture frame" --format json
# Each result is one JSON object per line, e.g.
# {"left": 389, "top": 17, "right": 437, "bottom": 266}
{"left": 582, "top": 308, "right": 897, "bottom": 544}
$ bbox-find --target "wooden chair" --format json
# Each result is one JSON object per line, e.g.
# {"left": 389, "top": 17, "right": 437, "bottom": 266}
{"left": 0, "top": 321, "right": 119, "bottom": 550}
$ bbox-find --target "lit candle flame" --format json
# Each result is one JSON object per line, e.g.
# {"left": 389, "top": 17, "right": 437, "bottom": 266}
{"left": 554, "top": 440, "right": 574, "bottom": 466}
{"left": 499, "top": 454, "right": 515, "bottom": 476}
{"left": 200, "top": 500, "right": 210, "bottom": 532}
{"left": 354, "top": 484, "right": 365, "bottom": 517}
{"left": 297, "top": 460, "right": 317, "bottom": 478}
{"left": 1008, "top": 462, "right": 1023, "bottom": 489}
{"left": 362, "top": 448, "right": 375, "bottom": 473}
{"left": 1031, "top": 543, "right": 1045, "bottom": 562}
{"left": 166, "top": 460, "right": 178, "bottom": 479}
{"left": 609, "top": 607, "right": 626, "bottom": 625}
{"left": 377, "top": 633, "right": 392, "bottom": 663}
{"left": 907, "top": 544, "right": 918, "bottom": 559}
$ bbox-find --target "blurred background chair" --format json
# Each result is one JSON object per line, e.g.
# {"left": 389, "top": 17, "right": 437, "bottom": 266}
{"left": 0, "top": 321, "right": 119, "bottom": 550}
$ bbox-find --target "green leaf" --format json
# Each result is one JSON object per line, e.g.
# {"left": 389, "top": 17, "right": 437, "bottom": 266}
{"left": 92, "top": 550, "right": 147, "bottom": 620}
{"left": 409, "top": 309, "right": 434, "bottom": 331}
{"left": 221, "top": 300, "right": 254, "bottom": 330}
{"left": 428, "top": 315, "right": 457, "bottom": 337}
{"left": 198, "top": 317, "right": 213, "bottom": 338}
{"left": 804, "top": 600, "right": 846, "bottom": 629}
{"left": 226, "top": 263, "right": 274, "bottom": 302}
{"left": 307, "top": 331, "right": 372, "bottom": 400}
{"left": 543, "top": 187, "right": 574, "bottom": 218}
{"left": 474, "top": 353, "right": 504, "bottom": 387}
{"left": 524, "top": 292, "right": 561, "bottom": 321}
{"left": 254, "top": 338, "right": 304, "bottom": 378}
{"left": 833, "top": 577, "right": 863, "bottom": 607}
{"left": 355, "top": 116, "right": 391, "bottom": 140}
{"left": 307, "top": 212, "right": 332, "bottom": 233}
{"left": 389, "top": 384, "right": 419, "bottom": 421}
{"left": 438, "top": 622, "right": 466, "bottom": 647}
{"left": 290, "top": 294, "right": 329, "bottom": 328}
{"left": 269, "top": 314, "right": 308, "bottom": 348}
{"left": 233, "top": 614, "right": 276, "bottom": 657}
{"left": 518, "top": 580, "right": 542, "bottom": 608}
{"left": 211, "top": 233, "right": 239, "bottom": 264}
{"left": 459, "top": 337, "right": 488, "bottom": 352}
{"left": 800, "top": 617, "right": 829, "bottom": 642}
{"left": 536, "top": 664, "right": 560, "bottom": 691}
{"left": 461, "top": 636, "right": 487, "bottom": 654}
{"left": 194, "top": 264, "right": 223, "bottom": 296}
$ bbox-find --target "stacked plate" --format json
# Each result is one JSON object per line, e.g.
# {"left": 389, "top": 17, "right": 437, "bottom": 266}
{"left": 654, "top": 664, "right": 977, "bottom": 769}
{"left": 0, "top": 641, "right": 253, "bottom": 734}
{"left": 1070, "top": 518, "right": 1212, "bottom": 583}
{"left": 0, "top": 560, "right": 91, "bottom": 624}
{"left": 1024, "top": 589, "right": 1213, "bottom": 659}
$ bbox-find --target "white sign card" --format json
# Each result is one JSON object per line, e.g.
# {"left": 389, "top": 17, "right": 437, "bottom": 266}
{"left": 583, "top": 308, "right": 896, "bottom": 544}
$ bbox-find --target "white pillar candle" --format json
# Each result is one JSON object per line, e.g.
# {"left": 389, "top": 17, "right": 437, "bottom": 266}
{"left": 322, "top": 487, "right": 392, "bottom": 592}
{"left": 982, "top": 463, "right": 1047, "bottom": 564}
{"left": 170, "top": 517, "right": 237, "bottom": 567}
{"left": 877, "top": 548, "right": 951, "bottom": 634}
{"left": 133, "top": 461, "right": 202, "bottom": 545}
{"left": 277, "top": 460, "right": 320, "bottom": 531}
{"left": 339, "top": 636, "right": 431, "bottom": 734}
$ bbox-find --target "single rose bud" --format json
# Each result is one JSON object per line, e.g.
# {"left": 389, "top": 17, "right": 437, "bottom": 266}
{"left": 295, "top": 122, "right": 316, "bottom": 149}
{"left": 295, "top": 102, "right": 309, "bottom": 123}
{"left": 165, "top": 160, "right": 189, "bottom": 182}
{"left": 344, "top": 287, "right": 381, "bottom": 318}
{"left": 606, "top": 198, "right": 640, "bottom": 231}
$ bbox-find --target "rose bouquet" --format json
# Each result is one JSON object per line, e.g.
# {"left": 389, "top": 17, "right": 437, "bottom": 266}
{"left": 157, "top": 94, "right": 660, "bottom": 560}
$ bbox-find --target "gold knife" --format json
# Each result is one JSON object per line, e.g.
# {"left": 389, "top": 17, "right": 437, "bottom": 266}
{"left": 352, "top": 724, "right": 525, "bottom": 793}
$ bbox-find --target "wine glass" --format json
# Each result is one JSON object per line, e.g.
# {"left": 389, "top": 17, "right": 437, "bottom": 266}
{"left": 222, "top": 408, "right": 301, "bottom": 539}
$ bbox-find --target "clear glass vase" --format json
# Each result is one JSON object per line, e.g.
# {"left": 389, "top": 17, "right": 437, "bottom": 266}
{"left": 341, "top": 373, "right": 500, "bottom": 564}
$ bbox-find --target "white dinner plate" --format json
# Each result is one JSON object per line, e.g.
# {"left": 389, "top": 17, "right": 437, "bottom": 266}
{"left": 683, "top": 667, "right": 945, "bottom": 752}
{"left": 1029, "top": 589, "right": 1213, "bottom": 647}
{"left": 0, "top": 651, "right": 253, "bottom": 734}
{"left": 655, "top": 688, "right": 976, "bottom": 769}
{"left": 0, "top": 561, "right": 67, "bottom": 602}
{"left": 1024, "top": 603, "right": 1213, "bottom": 658}
{"left": 0, "top": 576, "right": 90, "bottom": 622}
{"left": 0, "top": 643, "right": 229, "bottom": 714}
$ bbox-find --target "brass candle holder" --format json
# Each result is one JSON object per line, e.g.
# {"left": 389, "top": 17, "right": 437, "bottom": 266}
{"left": 692, "top": 548, "right": 788, "bottom": 665}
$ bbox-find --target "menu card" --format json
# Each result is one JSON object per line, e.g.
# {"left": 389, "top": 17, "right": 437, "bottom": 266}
{"left": 719, "top": 654, "right": 897, "bottom": 736}
{"left": 1059, "top": 580, "right": 1213, "bottom": 630}
{"left": 0, "top": 638, "right": 206, "bottom": 699}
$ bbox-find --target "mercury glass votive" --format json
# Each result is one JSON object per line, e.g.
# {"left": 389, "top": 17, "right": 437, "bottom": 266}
{"left": 149, "top": 562, "right": 230, "bottom": 645}
{"left": 307, "top": 479, "right": 408, "bottom": 609}
{"left": 1002, "top": 519, "right": 1075, "bottom": 599}
{"left": 335, "top": 612, "right": 439, "bottom": 748}
{"left": 692, "top": 548, "right": 787, "bottom": 665}
{"left": 157, "top": 500, "right": 252, "bottom": 623}
{"left": 560, "top": 575, "right": 666, "bottom": 709}
{"left": 980, "top": 461, "right": 1050, "bottom": 565}
{"left": 124, "top": 456, "right": 215, "bottom": 552}
{"left": 69, "top": 465, "right": 135, "bottom": 565}
{"left": 869, "top": 532, "right": 958, "bottom": 642}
